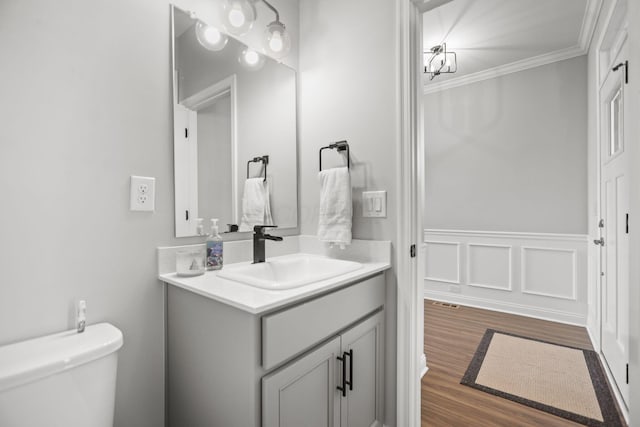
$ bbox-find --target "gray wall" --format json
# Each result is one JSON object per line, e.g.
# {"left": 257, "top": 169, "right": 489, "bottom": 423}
{"left": 298, "top": 0, "right": 398, "bottom": 423}
{"left": 424, "top": 55, "right": 589, "bottom": 234}
{"left": 0, "top": 0, "right": 297, "bottom": 426}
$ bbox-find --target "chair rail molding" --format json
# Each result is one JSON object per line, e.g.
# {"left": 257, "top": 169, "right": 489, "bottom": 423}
{"left": 423, "top": 229, "right": 589, "bottom": 326}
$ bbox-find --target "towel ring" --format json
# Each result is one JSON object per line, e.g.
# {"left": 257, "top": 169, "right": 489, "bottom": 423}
{"left": 247, "top": 155, "right": 268, "bottom": 182}
{"left": 319, "top": 141, "right": 350, "bottom": 172}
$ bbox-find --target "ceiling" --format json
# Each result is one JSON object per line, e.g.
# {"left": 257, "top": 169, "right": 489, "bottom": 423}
{"left": 423, "top": 0, "right": 598, "bottom": 89}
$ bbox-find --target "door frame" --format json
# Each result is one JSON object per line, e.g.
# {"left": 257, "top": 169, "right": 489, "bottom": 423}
{"left": 396, "top": 0, "right": 640, "bottom": 425}
{"left": 395, "top": 1, "right": 424, "bottom": 426}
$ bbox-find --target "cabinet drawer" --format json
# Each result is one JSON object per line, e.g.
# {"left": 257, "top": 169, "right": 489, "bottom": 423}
{"left": 262, "top": 273, "right": 385, "bottom": 370}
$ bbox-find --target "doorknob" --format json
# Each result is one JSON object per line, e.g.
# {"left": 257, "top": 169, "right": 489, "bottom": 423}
{"left": 594, "top": 237, "right": 605, "bottom": 246}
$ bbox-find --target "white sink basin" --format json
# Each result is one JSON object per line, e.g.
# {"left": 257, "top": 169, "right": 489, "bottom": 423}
{"left": 217, "top": 254, "right": 363, "bottom": 290}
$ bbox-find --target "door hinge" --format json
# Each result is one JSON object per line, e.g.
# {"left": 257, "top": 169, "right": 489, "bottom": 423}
{"left": 185, "top": 127, "right": 189, "bottom": 139}
{"left": 598, "top": 219, "right": 604, "bottom": 228}
{"left": 627, "top": 363, "right": 629, "bottom": 384}
{"left": 626, "top": 214, "right": 629, "bottom": 234}
{"left": 410, "top": 244, "right": 416, "bottom": 258}
{"left": 185, "top": 210, "right": 189, "bottom": 221}
{"left": 613, "top": 60, "right": 629, "bottom": 84}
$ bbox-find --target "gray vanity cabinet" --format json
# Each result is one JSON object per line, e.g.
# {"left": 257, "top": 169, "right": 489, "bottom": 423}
{"left": 262, "top": 336, "right": 342, "bottom": 427}
{"left": 262, "top": 311, "right": 385, "bottom": 427}
{"left": 166, "top": 273, "right": 385, "bottom": 427}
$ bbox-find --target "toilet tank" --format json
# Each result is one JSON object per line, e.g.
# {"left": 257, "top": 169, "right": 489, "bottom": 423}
{"left": 0, "top": 323, "right": 123, "bottom": 427}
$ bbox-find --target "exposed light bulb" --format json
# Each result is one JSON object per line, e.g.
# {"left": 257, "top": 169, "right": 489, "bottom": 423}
{"left": 220, "top": 0, "right": 256, "bottom": 36}
{"left": 245, "top": 49, "right": 260, "bottom": 65}
{"left": 195, "top": 21, "right": 228, "bottom": 51}
{"left": 269, "top": 31, "right": 283, "bottom": 52}
{"left": 239, "top": 48, "right": 265, "bottom": 70}
{"left": 228, "top": 7, "right": 246, "bottom": 28}
{"left": 263, "top": 21, "right": 291, "bottom": 59}
{"left": 204, "top": 27, "right": 222, "bottom": 44}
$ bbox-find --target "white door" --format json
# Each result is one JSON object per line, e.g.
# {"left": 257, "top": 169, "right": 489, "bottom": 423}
{"left": 598, "top": 42, "right": 629, "bottom": 405}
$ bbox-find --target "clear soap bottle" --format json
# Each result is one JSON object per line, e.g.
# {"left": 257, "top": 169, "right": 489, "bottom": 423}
{"left": 206, "top": 218, "right": 223, "bottom": 270}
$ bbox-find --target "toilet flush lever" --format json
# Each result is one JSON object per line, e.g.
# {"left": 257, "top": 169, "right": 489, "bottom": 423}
{"left": 77, "top": 300, "right": 86, "bottom": 333}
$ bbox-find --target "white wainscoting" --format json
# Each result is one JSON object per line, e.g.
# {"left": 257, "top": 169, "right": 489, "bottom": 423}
{"left": 424, "top": 229, "right": 589, "bottom": 325}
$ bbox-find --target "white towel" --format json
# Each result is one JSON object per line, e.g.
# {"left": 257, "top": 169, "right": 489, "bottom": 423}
{"left": 318, "top": 166, "right": 352, "bottom": 247}
{"left": 239, "top": 178, "right": 273, "bottom": 232}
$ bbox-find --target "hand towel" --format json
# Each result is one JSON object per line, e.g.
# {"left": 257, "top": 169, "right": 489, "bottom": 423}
{"left": 318, "top": 166, "right": 352, "bottom": 247}
{"left": 239, "top": 178, "right": 274, "bottom": 232}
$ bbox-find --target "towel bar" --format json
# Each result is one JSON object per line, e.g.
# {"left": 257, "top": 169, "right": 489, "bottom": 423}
{"left": 319, "top": 141, "right": 350, "bottom": 172}
{"left": 247, "top": 155, "right": 269, "bottom": 182}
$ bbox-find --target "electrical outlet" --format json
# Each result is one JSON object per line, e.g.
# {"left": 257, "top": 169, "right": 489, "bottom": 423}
{"left": 130, "top": 176, "right": 155, "bottom": 211}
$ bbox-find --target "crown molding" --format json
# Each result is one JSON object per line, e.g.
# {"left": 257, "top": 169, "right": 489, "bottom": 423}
{"left": 415, "top": 0, "right": 454, "bottom": 13}
{"left": 579, "top": 0, "right": 604, "bottom": 50}
{"left": 423, "top": 0, "right": 603, "bottom": 95}
{"left": 423, "top": 45, "right": 586, "bottom": 94}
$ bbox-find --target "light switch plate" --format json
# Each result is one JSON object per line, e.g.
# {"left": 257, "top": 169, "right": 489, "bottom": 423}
{"left": 130, "top": 176, "right": 156, "bottom": 211}
{"left": 362, "top": 191, "right": 387, "bottom": 218}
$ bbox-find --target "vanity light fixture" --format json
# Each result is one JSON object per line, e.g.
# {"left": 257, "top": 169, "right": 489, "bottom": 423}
{"left": 261, "top": 0, "right": 291, "bottom": 59}
{"left": 424, "top": 43, "right": 457, "bottom": 80}
{"left": 239, "top": 47, "right": 266, "bottom": 70}
{"left": 195, "top": 21, "right": 228, "bottom": 51}
{"left": 219, "top": 0, "right": 258, "bottom": 36}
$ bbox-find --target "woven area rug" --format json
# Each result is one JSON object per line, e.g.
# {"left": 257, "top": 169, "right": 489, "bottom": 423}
{"left": 461, "top": 329, "right": 623, "bottom": 426}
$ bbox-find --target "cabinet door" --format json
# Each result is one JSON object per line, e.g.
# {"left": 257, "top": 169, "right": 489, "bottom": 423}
{"left": 263, "top": 336, "right": 341, "bottom": 427}
{"left": 340, "top": 311, "right": 384, "bottom": 427}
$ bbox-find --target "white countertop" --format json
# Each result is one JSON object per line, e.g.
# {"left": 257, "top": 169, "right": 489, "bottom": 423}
{"left": 159, "top": 256, "right": 390, "bottom": 314}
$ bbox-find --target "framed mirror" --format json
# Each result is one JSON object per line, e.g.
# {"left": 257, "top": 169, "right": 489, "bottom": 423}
{"left": 171, "top": 5, "right": 297, "bottom": 237}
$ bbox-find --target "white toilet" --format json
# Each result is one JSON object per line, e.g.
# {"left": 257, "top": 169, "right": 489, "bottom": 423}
{"left": 0, "top": 323, "right": 123, "bottom": 427}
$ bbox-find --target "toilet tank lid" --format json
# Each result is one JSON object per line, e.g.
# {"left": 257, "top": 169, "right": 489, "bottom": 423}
{"left": 0, "top": 322, "right": 123, "bottom": 393}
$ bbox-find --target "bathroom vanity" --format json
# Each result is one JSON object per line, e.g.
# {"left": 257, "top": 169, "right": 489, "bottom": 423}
{"left": 159, "top": 238, "right": 390, "bottom": 427}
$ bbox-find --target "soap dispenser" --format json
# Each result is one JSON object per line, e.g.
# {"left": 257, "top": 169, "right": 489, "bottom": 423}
{"left": 206, "top": 218, "right": 223, "bottom": 270}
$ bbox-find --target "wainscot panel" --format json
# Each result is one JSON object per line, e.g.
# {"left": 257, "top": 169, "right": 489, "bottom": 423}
{"left": 423, "top": 230, "right": 588, "bottom": 325}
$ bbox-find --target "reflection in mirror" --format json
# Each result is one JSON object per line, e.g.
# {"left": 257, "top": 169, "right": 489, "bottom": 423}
{"left": 171, "top": 5, "right": 297, "bottom": 237}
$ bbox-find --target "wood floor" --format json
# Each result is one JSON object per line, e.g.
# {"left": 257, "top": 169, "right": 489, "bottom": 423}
{"left": 420, "top": 300, "right": 609, "bottom": 427}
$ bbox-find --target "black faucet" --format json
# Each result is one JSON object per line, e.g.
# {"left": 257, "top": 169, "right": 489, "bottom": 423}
{"left": 253, "top": 225, "right": 283, "bottom": 263}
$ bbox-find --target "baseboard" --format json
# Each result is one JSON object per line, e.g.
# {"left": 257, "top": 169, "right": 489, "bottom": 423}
{"left": 424, "top": 290, "right": 587, "bottom": 327}
{"left": 586, "top": 321, "right": 600, "bottom": 352}
{"left": 420, "top": 353, "right": 428, "bottom": 378}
